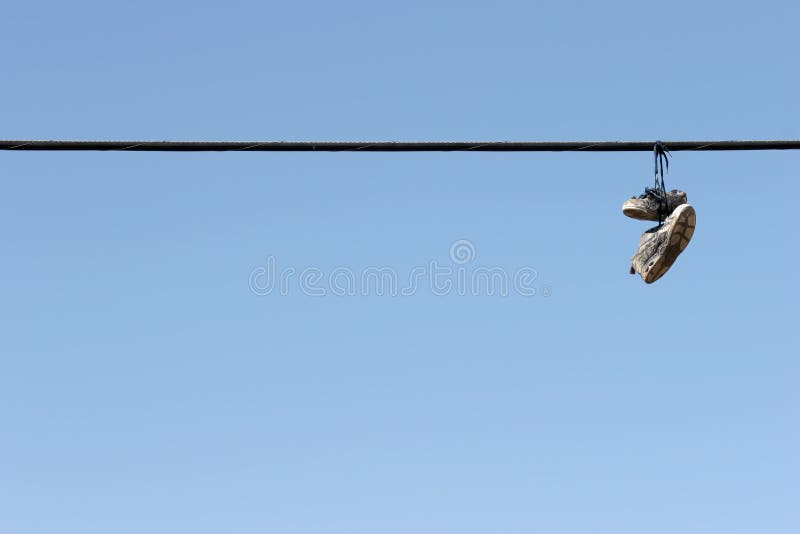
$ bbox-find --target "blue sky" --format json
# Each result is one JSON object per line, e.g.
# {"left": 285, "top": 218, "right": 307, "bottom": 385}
{"left": 1, "top": 1, "right": 798, "bottom": 533}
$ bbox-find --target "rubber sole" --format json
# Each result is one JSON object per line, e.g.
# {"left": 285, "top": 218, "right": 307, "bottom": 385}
{"left": 643, "top": 204, "right": 696, "bottom": 283}
{"left": 622, "top": 204, "right": 660, "bottom": 221}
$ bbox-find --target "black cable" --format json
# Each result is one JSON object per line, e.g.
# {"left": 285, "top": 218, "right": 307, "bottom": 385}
{"left": 1, "top": 139, "right": 799, "bottom": 152}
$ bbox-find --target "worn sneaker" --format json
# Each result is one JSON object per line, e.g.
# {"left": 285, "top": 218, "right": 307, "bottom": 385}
{"left": 622, "top": 188, "right": 687, "bottom": 221}
{"left": 629, "top": 204, "right": 696, "bottom": 284}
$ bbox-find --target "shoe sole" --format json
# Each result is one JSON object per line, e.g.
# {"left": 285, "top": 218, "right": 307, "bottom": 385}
{"left": 643, "top": 204, "right": 696, "bottom": 284}
{"left": 622, "top": 205, "right": 659, "bottom": 221}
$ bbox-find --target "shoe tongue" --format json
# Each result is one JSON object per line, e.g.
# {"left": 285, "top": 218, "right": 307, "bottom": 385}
{"left": 646, "top": 188, "right": 670, "bottom": 209}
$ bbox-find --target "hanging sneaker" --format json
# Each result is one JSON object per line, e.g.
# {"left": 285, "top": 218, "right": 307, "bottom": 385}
{"left": 622, "top": 188, "right": 687, "bottom": 221}
{"left": 629, "top": 204, "right": 696, "bottom": 284}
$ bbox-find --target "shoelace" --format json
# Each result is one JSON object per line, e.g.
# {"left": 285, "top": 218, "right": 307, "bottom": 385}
{"left": 647, "top": 141, "right": 671, "bottom": 225}
{"left": 631, "top": 143, "right": 671, "bottom": 224}
{"left": 638, "top": 186, "right": 668, "bottom": 204}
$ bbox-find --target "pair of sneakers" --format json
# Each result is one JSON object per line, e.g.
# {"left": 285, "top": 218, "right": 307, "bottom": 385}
{"left": 622, "top": 189, "right": 696, "bottom": 284}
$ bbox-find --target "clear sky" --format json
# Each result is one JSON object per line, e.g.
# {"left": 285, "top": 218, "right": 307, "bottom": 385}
{"left": 1, "top": 1, "right": 798, "bottom": 533}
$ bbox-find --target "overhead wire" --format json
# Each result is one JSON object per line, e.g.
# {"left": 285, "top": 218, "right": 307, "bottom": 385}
{"left": 1, "top": 139, "right": 800, "bottom": 152}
